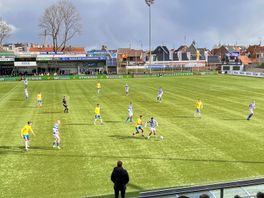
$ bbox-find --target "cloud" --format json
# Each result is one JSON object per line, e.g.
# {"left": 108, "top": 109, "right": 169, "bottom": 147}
{"left": 9, "top": 24, "right": 18, "bottom": 34}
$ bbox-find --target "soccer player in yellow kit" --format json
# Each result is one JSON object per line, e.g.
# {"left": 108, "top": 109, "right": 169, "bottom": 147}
{"left": 194, "top": 99, "right": 203, "bottom": 118}
{"left": 132, "top": 115, "right": 144, "bottom": 137}
{"left": 37, "top": 93, "right": 42, "bottom": 107}
{"left": 96, "top": 82, "right": 101, "bottom": 94}
{"left": 94, "top": 104, "right": 103, "bottom": 125}
{"left": 21, "top": 121, "right": 35, "bottom": 151}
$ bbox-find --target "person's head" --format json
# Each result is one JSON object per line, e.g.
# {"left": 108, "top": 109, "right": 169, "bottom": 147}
{"left": 130, "top": 102, "right": 132, "bottom": 105}
{"left": 28, "top": 121, "right": 32, "bottom": 126}
{"left": 234, "top": 195, "right": 242, "bottom": 198}
{"left": 57, "top": 120, "right": 61, "bottom": 125}
{"left": 151, "top": 117, "right": 154, "bottom": 120}
{"left": 199, "top": 194, "right": 210, "bottom": 198}
{"left": 63, "top": 96, "right": 66, "bottom": 99}
{"left": 117, "top": 160, "right": 123, "bottom": 167}
{"left": 97, "top": 104, "right": 100, "bottom": 107}
{"left": 257, "top": 192, "right": 264, "bottom": 198}
{"left": 140, "top": 115, "right": 142, "bottom": 118}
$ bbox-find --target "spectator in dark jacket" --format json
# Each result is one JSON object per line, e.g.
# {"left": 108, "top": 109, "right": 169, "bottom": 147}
{"left": 111, "top": 161, "right": 129, "bottom": 198}
{"left": 257, "top": 192, "right": 264, "bottom": 198}
{"left": 200, "top": 194, "right": 210, "bottom": 198}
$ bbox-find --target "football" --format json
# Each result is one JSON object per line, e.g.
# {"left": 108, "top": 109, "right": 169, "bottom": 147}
{"left": 160, "top": 136, "right": 164, "bottom": 140}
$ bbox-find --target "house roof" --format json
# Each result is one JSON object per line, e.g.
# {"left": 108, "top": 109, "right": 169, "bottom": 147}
{"left": 153, "top": 46, "right": 169, "bottom": 54}
{"left": 118, "top": 48, "right": 144, "bottom": 57}
{"left": 176, "top": 45, "right": 188, "bottom": 52}
{"left": 187, "top": 43, "right": 197, "bottom": 53}
{"left": 211, "top": 46, "right": 228, "bottom": 55}
{"left": 247, "top": 45, "right": 264, "bottom": 54}
{"left": 222, "top": 45, "right": 246, "bottom": 52}
{"left": 240, "top": 55, "right": 253, "bottom": 65}
{"left": 197, "top": 48, "right": 210, "bottom": 55}
{"left": 29, "top": 47, "right": 85, "bottom": 54}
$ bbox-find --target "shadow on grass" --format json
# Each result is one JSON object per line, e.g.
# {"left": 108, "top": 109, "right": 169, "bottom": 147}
{"left": 174, "top": 116, "right": 195, "bottom": 119}
{"left": 65, "top": 123, "right": 93, "bottom": 126}
{"left": 25, "top": 154, "right": 264, "bottom": 165}
{"left": 42, "top": 111, "right": 62, "bottom": 114}
{"left": 223, "top": 118, "right": 246, "bottom": 121}
{"left": 104, "top": 121, "right": 123, "bottom": 123}
{"left": 24, "top": 146, "right": 54, "bottom": 150}
{"left": 0, "top": 145, "right": 54, "bottom": 154}
{"left": 9, "top": 99, "right": 24, "bottom": 102}
{"left": 84, "top": 190, "right": 140, "bottom": 198}
{"left": 128, "top": 183, "right": 145, "bottom": 191}
{"left": 2, "top": 146, "right": 264, "bottom": 165}
{"left": 109, "top": 135, "right": 146, "bottom": 140}
{"left": 0, "top": 146, "right": 24, "bottom": 154}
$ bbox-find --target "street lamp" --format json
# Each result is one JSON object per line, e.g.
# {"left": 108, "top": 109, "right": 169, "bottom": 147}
{"left": 145, "top": 0, "right": 154, "bottom": 66}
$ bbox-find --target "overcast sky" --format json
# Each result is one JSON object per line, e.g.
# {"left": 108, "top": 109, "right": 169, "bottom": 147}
{"left": 1, "top": 0, "right": 264, "bottom": 50}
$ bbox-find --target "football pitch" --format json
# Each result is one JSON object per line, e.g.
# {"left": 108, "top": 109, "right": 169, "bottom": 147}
{"left": 1, "top": 75, "right": 264, "bottom": 198}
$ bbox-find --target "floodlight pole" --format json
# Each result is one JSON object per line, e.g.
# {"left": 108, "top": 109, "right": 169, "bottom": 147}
{"left": 145, "top": 0, "right": 154, "bottom": 67}
{"left": 149, "top": 3, "right": 152, "bottom": 65}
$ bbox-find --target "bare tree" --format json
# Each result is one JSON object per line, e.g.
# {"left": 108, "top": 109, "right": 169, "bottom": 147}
{"left": 0, "top": 18, "right": 12, "bottom": 46}
{"left": 39, "top": 0, "right": 81, "bottom": 52}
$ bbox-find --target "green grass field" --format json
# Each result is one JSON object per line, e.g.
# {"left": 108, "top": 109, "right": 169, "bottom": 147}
{"left": 1, "top": 75, "right": 264, "bottom": 198}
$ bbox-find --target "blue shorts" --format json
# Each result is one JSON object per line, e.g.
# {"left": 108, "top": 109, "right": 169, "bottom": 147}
{"left": 23, "top": 135, "right": 30, "bottom": 140}
{"left": 136, "top": 126, "right": 143, "bottom": 130}
{"left": 196, "top": 108, "right": 201, "bottom": 113}
{"left": 95, "top": 115, "right": 101, "bottom": 119}
{"left": 37, "top": 100, "right": 42, "bottom": 103}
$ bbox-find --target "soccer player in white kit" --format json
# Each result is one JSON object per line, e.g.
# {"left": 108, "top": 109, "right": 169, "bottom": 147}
{"left": 145, "top": 117, "right": 158, "bottom": 139}
{"left": 125, "top": 83, "right": 129, "bottom": 96}
{"left": 24, "top": 88, "right": 28, "bottom": 100}
{"left": 126, "top": 102, "right": 133, "bottom": 122}
{"left": 247, "top": 101, "right": 256, "bottom": 121}
{"left": 157, "top": 87, "right": 163, "bottom": 102}
{"left": 52, "top": 120, "right": 61, "bottom": 149}
{"left": 24, "top": 78, "right": 28, "bottom": 88}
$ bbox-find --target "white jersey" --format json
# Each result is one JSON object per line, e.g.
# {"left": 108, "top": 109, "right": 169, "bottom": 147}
{"left": 125, "top": 84, "right": 129, "bottom": 92}
{"left": 158, "top": 89, "right": 163, "bottom": 97}
{"left": 145, "top": 119, "right": 158, "bottom": 129}
{"left": 249, "top": 102, "right": 256, "bottom": 113}
{"left": 53, "top": 123, "right": 59, "bottom": 135}
{"left": 24, "top": 79, "right": 28, "bottom": 86}
{"left": 128, "top": 104, "right": 133, "bottom": 116}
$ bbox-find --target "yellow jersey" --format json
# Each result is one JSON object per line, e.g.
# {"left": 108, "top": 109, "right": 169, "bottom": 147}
{"left": 95, "top": 107, "right": 101, "bottom": 115}
{"left": 135, "top": 118, "right": 143, "bottom": 127}
{"left": 196, "top": 101, "right": 203, "bottom": 109}
{"left": 37, "top": 94, "right": 42, "bottom": 101}
{"left": 21, "top": 125, "right": 33, "bottom": 135}
{"left": 96, "top": 83, "right": 101, "bottom": 89}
